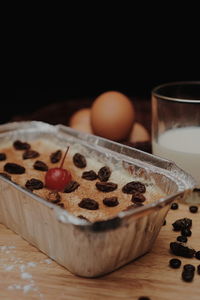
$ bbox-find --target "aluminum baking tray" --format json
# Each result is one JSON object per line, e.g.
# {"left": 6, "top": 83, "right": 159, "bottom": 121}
{"left": 0, "top": 121, "right": 195, "bottom": 277}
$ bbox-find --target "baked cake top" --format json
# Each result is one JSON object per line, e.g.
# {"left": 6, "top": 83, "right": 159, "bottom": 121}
{"left": 0, "top": 139, "right": 165, "bottom": 222}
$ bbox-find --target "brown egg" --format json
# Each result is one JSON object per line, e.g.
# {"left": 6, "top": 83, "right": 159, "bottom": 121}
{"left": 69, "top": 108, "right": 91, "bottom": 126}
{"left": 128, "top": 122, "right": 150, "bottom": 143}
{"left": 69, "top": 108, "right": 93, "bottom": 134}
{"left": 70, "top": 122, "right": 93, "bottom": 134}
{"left": 91, "top": 91, "right": 135, "bottom": 141}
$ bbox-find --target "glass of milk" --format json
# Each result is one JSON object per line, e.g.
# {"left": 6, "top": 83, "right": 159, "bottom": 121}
{"left": 152, "top": 81, "right": 200, "bottom": 189}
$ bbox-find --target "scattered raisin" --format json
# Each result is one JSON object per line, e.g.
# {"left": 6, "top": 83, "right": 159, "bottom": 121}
{"left": 73, "top": 153, "right": 87, "bottom": 168}
{"left": 25, "top": 178, "right": 44, "bottom": 191}
{"left": 183, "top": 264, "right": 195, "bottom": 272}
{"left": 198, "top": 265, "right": 200, "bottom": 274}
{"left": 182, "top": 270, "right": 194, "bottom": 282}
{"left": 103, "top": 197, "right": 119, "bottom": 207}
{"left": 0, "top": 172, "right": 11, "bottom": 180}
{"left": 82, "top": 170, "right": 98, "bottom": 180}
{"left": 181, "top": 228, "right": 192, "bottom": 237}
{"left": 172, "top": 218, "right": 192, "bottom": 231}
{"left": 46, "top": 191, "right": 61, "bottom": 203}
{"left": 195, "top": 251, "right": 200, "bottom": 260}
{"left": 96, "top": 181, "right": 118, "bottom": 192}
{"left": 78, "top": 198, "right": 99, "bottom": 210}
{"left": 131, "top": 193, "right": 146, "bottom": 203}
{"left": 170, "top": 242, "right": 195, "bottom": 258}
{"left": 13, "top": 140, "right": 30, "bottom": 150}
{"left": 122, "top": 181, "right": 146, "bottom": 194}
{"left": 50, "top": 150, "right": 62, "bottom": 163}
{"left": 171, "top": 202, "right": 179, "bottom": 210}
{"left": 98, "top": 166, "right": 111, "bottom": 182}
{"left": 4, "top": 163, "right": 25, "bottom": 174}
{"left": 169, "top": 258, "right": 181, "bottom": 269}
{"left": 138, "top": 297, "right": 151, "bottom": 300}
{"left": 189, "top": 205, "right": 198, "bottom": 213}
{"left": 64, "top": 180, "right": 80, "bottom": 193}
{"left": 0, "top": 153, "right": 6, "bottom": 161}
{"left": 23, "top": 150, "right": 39, "bottom": 160}
{"left": 177, "top": 236, "right": 188, "bottom": 243}
{"left": 33, "top": 160, "right": 48, "bottom": 171}
{"left": 163, "top": 220, "right": 166, "bottom": 226}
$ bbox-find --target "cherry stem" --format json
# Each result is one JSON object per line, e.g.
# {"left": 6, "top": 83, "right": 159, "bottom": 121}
{"left": 60, "top": 146, "right": 70, "bottom": 169}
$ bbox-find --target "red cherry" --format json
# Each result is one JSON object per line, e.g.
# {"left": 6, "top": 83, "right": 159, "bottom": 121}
{"left": 45, "top": 167, "right": 72, "bottom": 191}
{"left": 45, "top": 146, "right": 72, "bottom": 191}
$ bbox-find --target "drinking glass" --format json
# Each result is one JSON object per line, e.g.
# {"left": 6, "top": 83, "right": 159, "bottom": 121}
{"left": 151, "top": 81, "right": 200, "bottom": 189}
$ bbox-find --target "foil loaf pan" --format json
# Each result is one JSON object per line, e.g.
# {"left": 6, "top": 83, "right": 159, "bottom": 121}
{"left": 0, "top": 121, "right": 195, "bottom": 277}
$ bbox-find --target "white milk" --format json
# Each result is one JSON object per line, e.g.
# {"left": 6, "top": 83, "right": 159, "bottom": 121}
{"left": 152, "top": 126, "right": 200, "bottom": 186}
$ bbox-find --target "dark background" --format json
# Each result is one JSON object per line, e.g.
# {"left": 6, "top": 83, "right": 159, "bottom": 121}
{"left": 10, "top": 79, "right": 197, "bottom": 125}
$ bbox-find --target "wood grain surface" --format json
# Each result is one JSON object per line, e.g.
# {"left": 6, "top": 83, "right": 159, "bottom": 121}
{"left": 0, "top": 201, "right": 199, "bottom": 300}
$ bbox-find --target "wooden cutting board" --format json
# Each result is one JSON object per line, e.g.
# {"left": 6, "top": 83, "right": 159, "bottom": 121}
{"left": 0, "top": 201, "right": 199, "bottom": 300}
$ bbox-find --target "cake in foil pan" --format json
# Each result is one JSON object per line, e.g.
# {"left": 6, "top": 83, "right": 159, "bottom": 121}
{"left": 0, "top": 136, "right": 166, "bottom": 223}
{"left": 0, "top": 121, "right": 195, "bottom": 277}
